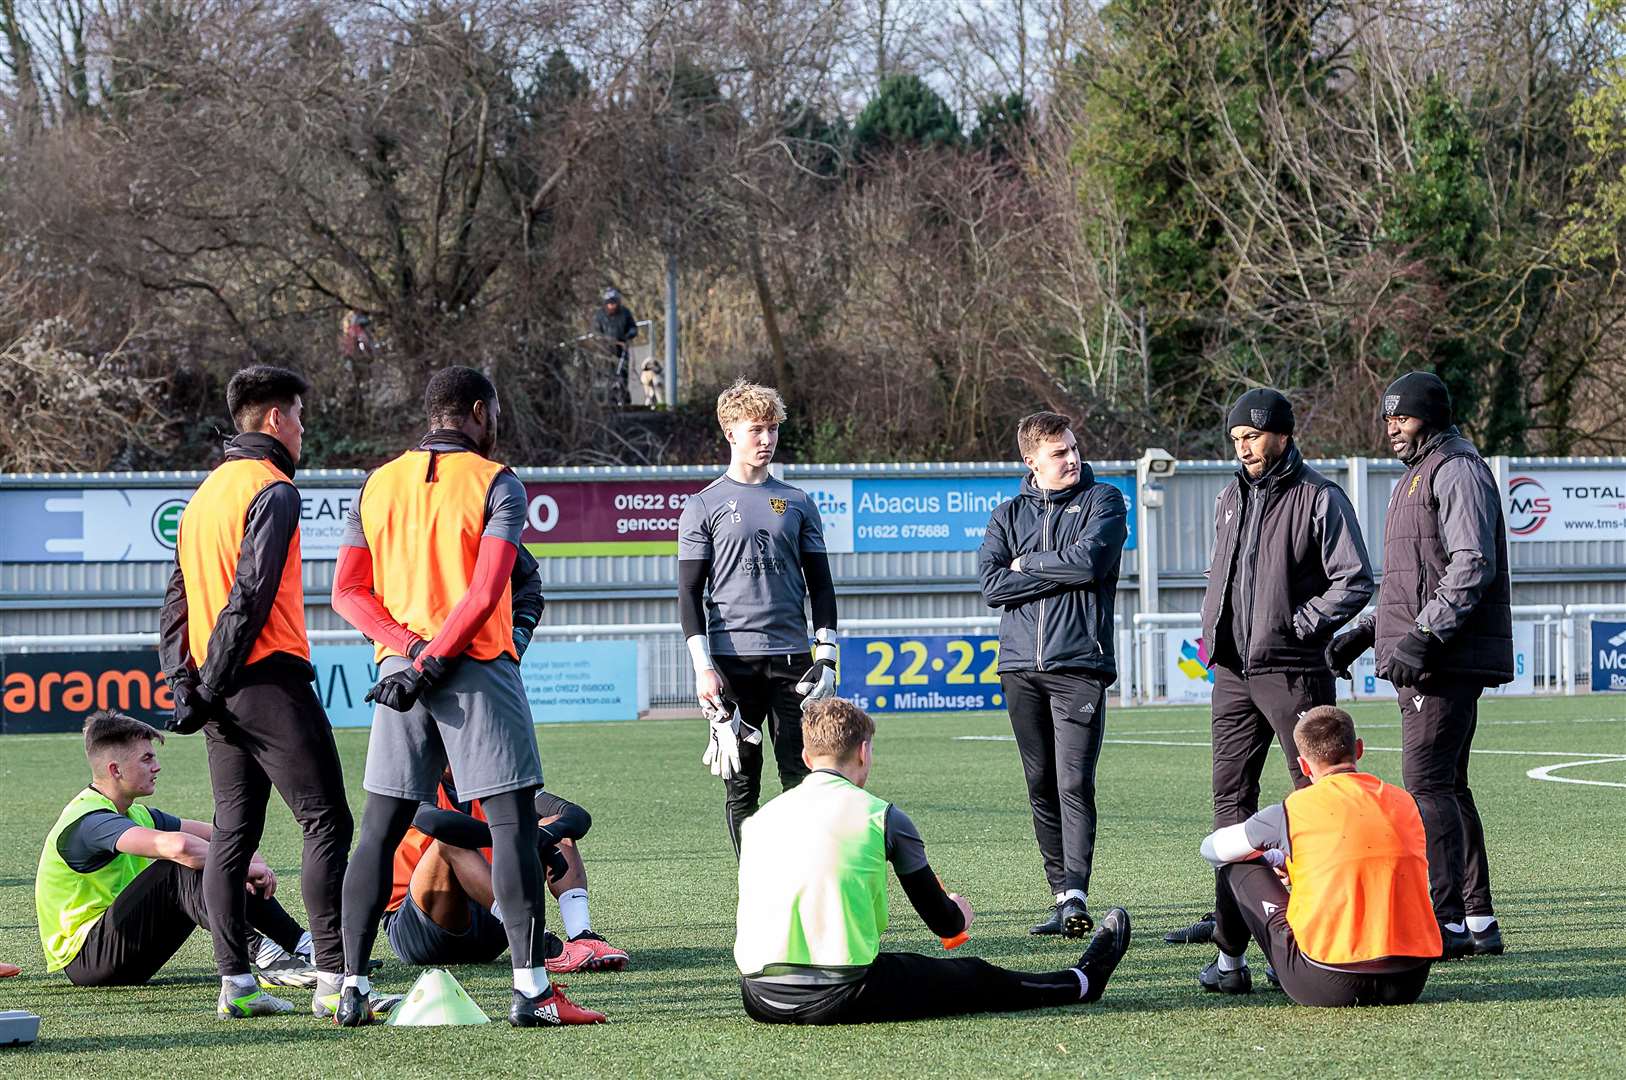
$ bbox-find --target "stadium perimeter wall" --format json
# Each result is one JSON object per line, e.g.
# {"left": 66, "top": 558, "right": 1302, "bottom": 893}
{"left": 3, "top": 457, "right": 1623, "bottom": 682}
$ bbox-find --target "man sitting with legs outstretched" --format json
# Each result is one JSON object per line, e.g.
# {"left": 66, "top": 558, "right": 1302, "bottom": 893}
{"left": 735, "top": 698, "right": 1132, "bottom": 1025}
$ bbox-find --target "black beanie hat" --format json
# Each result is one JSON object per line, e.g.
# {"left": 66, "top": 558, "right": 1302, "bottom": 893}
{"left": 1226, "top": 387, "right": 1295, "bottom": 436}
{"left": 1382, "top": 372, "right": 1452, "bottom": 429}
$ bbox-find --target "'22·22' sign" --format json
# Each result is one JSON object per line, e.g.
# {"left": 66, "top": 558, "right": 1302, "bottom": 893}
{"left": 836, "top": 634, "right": 1005, "bottom": 715}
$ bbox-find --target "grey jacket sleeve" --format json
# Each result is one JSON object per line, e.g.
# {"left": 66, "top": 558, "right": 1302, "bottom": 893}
{"left": 1199, "top": 803, "right": 1291, "bottom": 867}
{"left": 1293, "top": 485, "right": 1375, "bottom": 641}
{"left": 1417, "top": 457, "right": 1500, "bottom": 643}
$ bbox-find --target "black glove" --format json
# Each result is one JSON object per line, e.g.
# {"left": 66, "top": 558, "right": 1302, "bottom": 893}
{"left": 168, "top": 679, "right": 219, "bottom": 735}
{"left": 1384, "top": 629, "right": 1433, "bottom": 689}
{"left": 366, "top": 654, "right": 450, "bottom": 713}
{"left": 1325, "top": 622, "right": 1375, "bottom": 680}
{"left": 513, "top": 624, "right": 534, "bottom": 659}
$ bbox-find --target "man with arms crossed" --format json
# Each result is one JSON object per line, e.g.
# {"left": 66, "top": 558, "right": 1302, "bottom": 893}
{"left": 736, "top": 699, "right": 1132, "bottom": 1024}
{"left": 977, "top": 411, "right": 1128, "bottom": 938}
{"left": 330, "top": 366, "right": 603, "bottom": 1026}
{"left": 1199, "top": 706, "right": 1441, "bottom": 1006}
{"left": 1328, "top": 372, "right": 1513, "bottom": 959}
{"left": 159, "top": 364, "right": 354, "bottom": 1018}
{"left": 677, "top": 379, "right": 839, "bottom": 854}
{"left": 35, "top": 712, "right": 340, "bottom": 1015}
{"left": 1179, "top": 389, "right": 1373, "bottom": 985}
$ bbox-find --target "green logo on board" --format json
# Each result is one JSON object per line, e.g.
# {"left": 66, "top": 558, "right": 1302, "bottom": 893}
{"left": 152, "top": 500, "right": 187, "bottom": 548}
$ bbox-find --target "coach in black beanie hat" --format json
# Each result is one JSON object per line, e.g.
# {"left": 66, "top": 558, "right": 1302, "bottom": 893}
{"left": 1382, "top": 371, "right": 1452, "bottom": 430}
{"left": 1226, "top": 388, "right": 1295, "bottom": 437}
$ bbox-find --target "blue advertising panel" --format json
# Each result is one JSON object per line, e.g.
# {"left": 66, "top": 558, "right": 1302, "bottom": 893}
{"left": 1591, "top": 621, "right": 1626, "bottom": 693}
{"left": 520, "top": 640, "right": 642, "bottom": 722}
{"left": 311, "top": 645, "right": 380, "bottom": 727}
{"left": 837, "top": 633, "right": 1004, "bottom": 714}
{"left": 849, "top": 475, "right": 1135, "bottom": 554}
{"left": 311, "top": 641, "right": 642, "bottom": 726}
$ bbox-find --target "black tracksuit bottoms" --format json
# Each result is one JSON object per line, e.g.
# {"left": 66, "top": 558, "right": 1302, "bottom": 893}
{"left": 1219, "top": 861, "right": 1431, "bottom": 1007}
{"left": 1395, "top": 680, "right": 1494, "bottom": 925}
{"left": 715, "top": 653, "right": 813, "bottom": 856}
{"left": 1210, "top": 665, "right": 1333, "bottom": 950}
{"left": 65, "top": 860, "right": 304, "bottom": 986}
{"left": 740, "top": 952, "right": 1082, "bottom": 1024}
{"left": 1000, "top": 669, "right": 1108, "bottom": 896}
{"left": 203, "top": 669, "right": 352, "bottom": 976}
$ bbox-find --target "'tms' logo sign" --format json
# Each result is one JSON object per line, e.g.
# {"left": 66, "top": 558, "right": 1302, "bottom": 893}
{"left": 1507, "top": 476, "right": 1550, "bottom": 536}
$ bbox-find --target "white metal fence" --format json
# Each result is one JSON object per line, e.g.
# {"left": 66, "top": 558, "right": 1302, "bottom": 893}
{"left": 5, "top": 606, "right": 1622, "bottom": 711}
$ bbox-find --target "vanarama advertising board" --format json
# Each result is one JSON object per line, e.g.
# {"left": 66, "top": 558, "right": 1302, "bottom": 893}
{"left": 0, "top": 651, "right": 175, "bottom": 734}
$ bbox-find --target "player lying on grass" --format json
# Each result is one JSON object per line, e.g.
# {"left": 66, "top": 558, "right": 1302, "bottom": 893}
{"left": 734, "top": 698, "right": 1132, "bottom": 1024}
{"left": 380, "top": 769, "right": 628, "bottom": 973}
{"left": 33, "top": 711, "right": 397, "bottom": 1019}
{"left": 1197, "top": 705, "right": 1441, "bottom": 1005}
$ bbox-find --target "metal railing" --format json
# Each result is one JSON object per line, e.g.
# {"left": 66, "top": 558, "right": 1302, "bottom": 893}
{"left": 4, "top": 605, "right": 1621, "bottom": 712}
{"left": 0, "top": 615, "right": 1133, "bottom": 713}
{"left": 1131, "top": 605, "right": 1572, "bottom": 703}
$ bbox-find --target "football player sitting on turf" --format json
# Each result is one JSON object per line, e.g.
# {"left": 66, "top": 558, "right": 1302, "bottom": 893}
{"left": 34, "top": 711, "right": 390, "bottom": 1018}
{"left": 734, "top": 698, "right": 1132, "bottom": 1025}
{"left": 1197, "top": 705, "right": 1441, "bottom": 1005}
{"left": 381, "top": 769, "right": 629, "bottom": 973}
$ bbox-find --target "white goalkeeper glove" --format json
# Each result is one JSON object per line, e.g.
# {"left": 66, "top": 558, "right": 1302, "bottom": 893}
{"left": 796, "top": 628, "right": 838, "bottom": 712}
{"left": 701, "top": 699, "right": 761, "bottom": 781}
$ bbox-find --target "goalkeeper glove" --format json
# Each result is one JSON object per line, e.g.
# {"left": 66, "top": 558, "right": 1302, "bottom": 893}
{"left": 796, "top": 629, "right": 838, "bottom": 712}
{"left": 701, "top": 699, "right": 761, "bottom": 781}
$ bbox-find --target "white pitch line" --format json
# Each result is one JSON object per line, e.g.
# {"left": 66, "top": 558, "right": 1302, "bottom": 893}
{"left": 1525, "top": 758, "right": 1626, "bottom": 789}
{"left": 955, "top": 735, "right": 1626, "bottom": 761}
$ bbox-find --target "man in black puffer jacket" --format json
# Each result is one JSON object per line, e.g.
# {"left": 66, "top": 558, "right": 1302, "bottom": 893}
{"left": 1182, "top": 388, "right": 1374, "bottom": 993}
{"left": 978, "top": 411, "right": 1128, "bottom": 940}
{"left": 1328, "top": 372, "right": 1514, "bottom": 961}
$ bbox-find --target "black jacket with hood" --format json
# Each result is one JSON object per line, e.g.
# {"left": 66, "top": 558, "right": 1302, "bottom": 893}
{"left": 978, "top": 466, "right": 1129, "bottom": 680}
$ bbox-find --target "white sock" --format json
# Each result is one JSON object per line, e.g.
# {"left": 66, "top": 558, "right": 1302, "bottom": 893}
{"left": 1072, "top": 968, "right": 1090, "bottom": 1000}
{"left": 1054, "top": 892, "right": 1067, "bottom": 905}
{"left": 294, "top": 930, "right": 313, "bottom": 959}
{"left": 224, "top": 973, "right": 257, "bottom": 993}
{"left": 1062, "top": 889, "right": 1087, "bottom": 904}
{"left": 558, "top": 888, "right": 591, "bottom": 939}
{"left": 1217, "top": 951, "right": 1246, "bottom": 972}
{"left": 343, "top": 974, "right": 371, "bottom": 995}
{"left": 1466, "top": 915, "right": 1497, "bottom": 933}
{"left": 513, "top": 966, "right": 549, "bottom": 998}
{"left": 316, "top": 971, "right": 341, "bottom": 990}
{"left": 1443, "top": 921, "right": 1466, "bottom": 934}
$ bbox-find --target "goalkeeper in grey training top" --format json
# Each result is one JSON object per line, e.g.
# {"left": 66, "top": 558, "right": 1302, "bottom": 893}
{"left": 676, "top": 380, "right": 839, "bottom": 855}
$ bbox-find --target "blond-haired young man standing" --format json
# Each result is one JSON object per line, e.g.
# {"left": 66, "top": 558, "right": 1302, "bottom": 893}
{"left": 677, "top": 379, "right": 839, "bottom": 854}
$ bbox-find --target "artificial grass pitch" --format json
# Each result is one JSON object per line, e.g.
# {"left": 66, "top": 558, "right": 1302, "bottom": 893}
{"left": 1, "top": 697, "right": 1624, "bottom": 1078}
